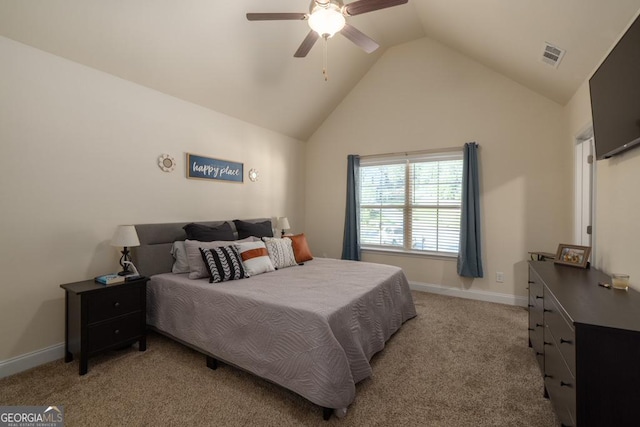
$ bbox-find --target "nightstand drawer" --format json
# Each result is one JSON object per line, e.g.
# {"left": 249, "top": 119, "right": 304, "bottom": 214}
{"left": 87, "top": 285, "right": 142, "bottom": 324}
{"left": 87, "top": 313, "right": 143, "bottom": 353}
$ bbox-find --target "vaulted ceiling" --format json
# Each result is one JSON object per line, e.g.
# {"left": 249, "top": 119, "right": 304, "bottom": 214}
{"left": 1, "top": 1, "right": 639, "bottom": 140}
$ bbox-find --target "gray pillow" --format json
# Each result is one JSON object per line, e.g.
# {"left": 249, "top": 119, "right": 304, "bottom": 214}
{"left": 185, "top": 237, "right": 257, "bottom": 279}
{"left": 234, "top": 219, "right": 274, "bottom": 239}
{"left": 170, "top": 241, "right": 190, "bottom": 274}
{"left": 183, "top": 222, "right": 235, "bottom": 242}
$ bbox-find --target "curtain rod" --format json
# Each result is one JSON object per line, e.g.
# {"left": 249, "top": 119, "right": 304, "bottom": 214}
{"left": 359, "top": 144, "right": 473, "bottom": 160}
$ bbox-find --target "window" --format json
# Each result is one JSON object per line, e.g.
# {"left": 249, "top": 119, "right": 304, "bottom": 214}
{"left": 359, "top": 151, "right": 463, "bottom": 256}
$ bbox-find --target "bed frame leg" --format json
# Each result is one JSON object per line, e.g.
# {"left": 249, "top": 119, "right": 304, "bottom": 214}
{"left": 322, "top": 407, "right": 332, "bottom": 421}
{"left": 206, "top": 356, "right": 218, "bottom": 370}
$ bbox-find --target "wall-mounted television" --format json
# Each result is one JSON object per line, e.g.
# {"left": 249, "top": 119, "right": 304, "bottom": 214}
{"left": 589, "top": 13, "right": 640, "bottom": 160}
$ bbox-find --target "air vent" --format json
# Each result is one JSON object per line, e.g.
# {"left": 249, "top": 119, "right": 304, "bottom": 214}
{"left": 541, "top": 42, "right": 566, "bottom": 68}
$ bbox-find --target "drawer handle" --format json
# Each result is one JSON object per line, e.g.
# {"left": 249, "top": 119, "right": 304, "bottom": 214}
{"left": 544, "top": 341, "right": 552, "bottom": 346}
{"left": 560, "top": 338, "right": 573, "bottom": 344}
{"left": 528, "top": 328, "right": 535, "bottom": 332}
{"left": 544, "top": 374, "right": 553, "bottom": 379}
{"left": 528, "top": 304, "right": 534, "bottom": 308}
{"left": 528, "top": 280, "right": 534, "bottom": 284}
{"left": 536, "top": 296, "right": 543, "bottom": 299}
{"left": 114, "top": 329, "right": 120, "bottom": 335}
{"left": 536, "top": 352, "right": 543, "bottom": 356}
{"left": 114, "top": 302, "right": 120, "bottom": 308}
{"left": 536, "top": 323, "right": 543, "bottom": 328}
{"left": 543, "top": 309, "right": 552, "bottom": 313}
{"left": 560, "top": 381, "right": 573, "bottom": 388}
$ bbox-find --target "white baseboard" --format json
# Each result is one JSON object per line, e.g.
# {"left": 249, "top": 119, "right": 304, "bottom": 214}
{"left": 410, "top": 281, "right": 528, "bottom": 307}
{"left": 0, "top": 343, "right": 65, "bottom": 379}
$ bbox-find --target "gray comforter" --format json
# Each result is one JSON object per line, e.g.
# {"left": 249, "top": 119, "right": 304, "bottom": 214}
{"left": 146, "top": 258, "right": 417, "bottom": 409}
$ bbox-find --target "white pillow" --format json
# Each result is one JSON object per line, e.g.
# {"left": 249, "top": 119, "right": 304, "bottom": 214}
{"left": 234, "top": 241, "right": 275, "bottom": 277}
{"left": 263, "top": 237, "right": 298, "bottom": 269}
{"left": 184, "top": 237, "right": 257, "bottom": 279}
{"left": 170, "top": 241, "right": 190, "bottom": 274}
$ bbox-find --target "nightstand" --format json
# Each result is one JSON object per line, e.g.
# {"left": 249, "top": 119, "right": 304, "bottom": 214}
{"left": 60, "top": 277, "right": 148, "bottom": 375}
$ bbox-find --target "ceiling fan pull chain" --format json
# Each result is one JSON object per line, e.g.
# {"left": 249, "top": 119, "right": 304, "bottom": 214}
{"left": 323, "top": 35, "right": 329, "bottom": 81}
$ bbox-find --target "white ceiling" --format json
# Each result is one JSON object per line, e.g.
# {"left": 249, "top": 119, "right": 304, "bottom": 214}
{"left": 1, "top": 0, "right": 640, "bottom": 141}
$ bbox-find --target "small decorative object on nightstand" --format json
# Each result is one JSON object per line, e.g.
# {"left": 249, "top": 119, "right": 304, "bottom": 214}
{"left": 277, "top": 217, "right": 290, "bottom": 237}
{"left": 60, "top": 276, "right": 148, "bottom": 375}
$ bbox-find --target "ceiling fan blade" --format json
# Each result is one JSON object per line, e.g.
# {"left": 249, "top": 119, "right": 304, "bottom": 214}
{"left": 340, "top": 24, "right": 379, "bottom": 53}
{"left": 343, "top": 0, "right": 408, "bottom": 16}
{"left": 246, "top": 13, "right": 307, "bottom": 21}
{"left": 294, "top": 31, "right": 320, "bottom": 58}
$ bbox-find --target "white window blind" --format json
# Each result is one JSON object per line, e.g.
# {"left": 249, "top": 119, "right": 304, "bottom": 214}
{"left": 359, "top": 151, "right": 463, "bottom": 256}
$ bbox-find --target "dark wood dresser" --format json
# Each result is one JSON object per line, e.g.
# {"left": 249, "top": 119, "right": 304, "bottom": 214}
{"left": 61, "top": 277, "right": 148, "bottom": 375}
{"left": 528, "top": 261, "right": 640, "bottom": 427}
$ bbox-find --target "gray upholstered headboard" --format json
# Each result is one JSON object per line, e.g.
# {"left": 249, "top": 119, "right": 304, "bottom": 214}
{"left": 131, "top": 218, "right": 271, "bottom": 277}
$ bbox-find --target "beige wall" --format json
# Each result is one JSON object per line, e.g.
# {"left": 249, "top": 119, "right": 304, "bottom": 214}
{"left": 565, "top": 80, "right": 640, "bottom": 290}
{"left": 305, "top": 37, "right": 572, "bottom": 297}
{"left": 0, "top": 37, "right": 305, "bottom": 361}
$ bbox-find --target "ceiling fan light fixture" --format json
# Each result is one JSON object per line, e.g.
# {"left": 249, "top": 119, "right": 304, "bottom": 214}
{"left": 308, "top": 3, "right": 345, "bottom": 37}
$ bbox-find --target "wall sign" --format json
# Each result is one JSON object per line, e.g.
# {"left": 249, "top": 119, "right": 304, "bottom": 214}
{"left": 186, "top": 153, "right": 243, "bottom": 183}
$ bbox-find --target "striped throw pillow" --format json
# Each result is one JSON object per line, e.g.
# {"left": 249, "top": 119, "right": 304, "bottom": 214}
{"left": 199, "top": 246, "right": 248, "bottom": 283}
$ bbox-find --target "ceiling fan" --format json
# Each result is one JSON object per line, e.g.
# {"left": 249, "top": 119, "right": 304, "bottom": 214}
{"left": 246, "top": 0, "right": 409, "bottom": 58}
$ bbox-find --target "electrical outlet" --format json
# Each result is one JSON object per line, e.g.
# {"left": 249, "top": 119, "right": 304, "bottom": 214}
{"left": 496, "top": 272, "right": 504, "bottom": 283}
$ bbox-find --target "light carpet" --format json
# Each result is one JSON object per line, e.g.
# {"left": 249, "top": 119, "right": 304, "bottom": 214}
{"left": 0, "top": 291, "right": 557, "bottom": 426}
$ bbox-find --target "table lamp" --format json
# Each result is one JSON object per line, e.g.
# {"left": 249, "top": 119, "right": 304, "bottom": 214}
{"left": 111, "top": 225, "right": 140, "bottom": 276}
{"left": 277, "top": 217, "right": 290, "bottom": 237}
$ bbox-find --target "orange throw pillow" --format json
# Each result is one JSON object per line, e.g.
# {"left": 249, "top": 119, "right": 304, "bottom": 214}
{"left": 288, "top": 233, "right": 313, "bottom": 263}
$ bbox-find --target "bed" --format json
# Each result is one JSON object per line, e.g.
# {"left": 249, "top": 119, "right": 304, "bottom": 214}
{"left": 131, "top": 219, "right": 417, "bottom": 419}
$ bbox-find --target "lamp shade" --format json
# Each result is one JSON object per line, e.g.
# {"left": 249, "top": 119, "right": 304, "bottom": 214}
{"left": 277, "top": 217, "right": 290, "bottom": 231}
{"left": 110, "top": 225, "right": 140, "bottom": 247}
{"left": 308, "top": 3, "right": 345, "bottom": 37}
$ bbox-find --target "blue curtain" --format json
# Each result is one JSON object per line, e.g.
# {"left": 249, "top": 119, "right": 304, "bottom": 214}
{"left": 342, "top": 155, "right": 361, "bottom": 261}
{"left": 457, "top": 143, "right": 483, "bottom": 277}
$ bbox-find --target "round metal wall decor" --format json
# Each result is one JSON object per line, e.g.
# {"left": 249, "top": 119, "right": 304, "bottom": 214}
{"left": 158, "top": 154, "right": 176, "bottom": 172}
{"left": 248, "top": 168, "right": 259, "bottom": 182}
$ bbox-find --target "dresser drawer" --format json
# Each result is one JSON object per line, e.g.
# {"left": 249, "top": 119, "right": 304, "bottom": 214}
{"left": 528, "top": 268, "right": 544, "bottom": 300}
{"left": 529, "top": 305, "right": 544, "bottom": 349}
{"left": 529, "top": 293, "right": 545, "bottom": 311}
{"left": 528, "top": 267, "right": 546, "bottom": 371}
{"left": 87, "top": 285, "right": 143, "bottom": 324}
{"left": 87, "top": 313, "right": 143, "bottom": 353}
{"left": 529, "top": 322, "right": 544, "bottom": 370}
{"left": 544, "top": 333, "right": 576, "bottom": 426}
{"left": 544, "top": 295, "right": 576, "bottom": 375}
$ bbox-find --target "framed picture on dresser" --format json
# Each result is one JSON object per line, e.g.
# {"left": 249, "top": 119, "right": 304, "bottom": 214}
{"left": 554, "top": 243, "right": 591, "bottom": 268}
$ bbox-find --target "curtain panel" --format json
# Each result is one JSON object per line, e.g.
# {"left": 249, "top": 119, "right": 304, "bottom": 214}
{"left": 457, "top": 142, "right": 483, "bottom": 277}
{"left": 342, "top": 154, "right": 361, "bottom": 261}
